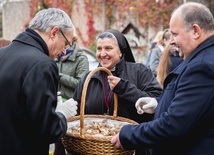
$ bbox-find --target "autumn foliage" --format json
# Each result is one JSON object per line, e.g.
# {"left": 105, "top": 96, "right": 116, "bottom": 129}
{"left": 27, "top": 0, "right": 183, "bottom": 48}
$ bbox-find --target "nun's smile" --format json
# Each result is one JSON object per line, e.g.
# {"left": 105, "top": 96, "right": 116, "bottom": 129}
{"left": 96, "top": 38, "right": 122, "bottom": 70}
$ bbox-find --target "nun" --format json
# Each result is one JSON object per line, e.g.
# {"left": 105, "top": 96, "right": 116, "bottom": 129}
{"left": 54, "top": 29, "right": 162, "bottom": 155}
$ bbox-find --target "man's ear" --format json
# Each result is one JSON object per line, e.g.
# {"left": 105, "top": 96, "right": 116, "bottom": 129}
{"left": 192, "top": 24, "right": 201, "bottom": 39}
{"left": 50, "top": 26, "right": 60, "bottom": 39}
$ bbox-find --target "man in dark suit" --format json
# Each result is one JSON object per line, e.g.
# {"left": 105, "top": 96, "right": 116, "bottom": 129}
{"left": 111, "top": 2, "right": 214, "bottom": 155}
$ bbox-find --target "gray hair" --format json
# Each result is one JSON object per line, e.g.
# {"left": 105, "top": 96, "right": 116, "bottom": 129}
{"left": 96, "top": 32, "right": 118, "bottom": 45}
{"left": 29, "top": 8, "right": 75, "bottom": 33}
{"left": 173, "top": 2, "right": 214, "bottom": 32}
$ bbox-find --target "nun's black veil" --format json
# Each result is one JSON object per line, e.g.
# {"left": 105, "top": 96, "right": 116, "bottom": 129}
{"left": 106, "top": 29, "right": 135, "bottom": 63}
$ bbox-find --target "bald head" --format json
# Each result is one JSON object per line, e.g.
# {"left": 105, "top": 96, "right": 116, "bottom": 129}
{"left": 171, "top": 2, "right": 214, "bottom": 33}
{"left": 169, "top": 2, "right": 214, "bottom": 59}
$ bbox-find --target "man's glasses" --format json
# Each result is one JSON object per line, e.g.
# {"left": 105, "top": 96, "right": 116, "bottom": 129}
{"left": 59, "top": 29, "right": 72, "bottom": 50}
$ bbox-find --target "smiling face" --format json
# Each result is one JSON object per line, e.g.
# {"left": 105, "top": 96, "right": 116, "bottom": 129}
{"left": 169, "top": 11, "right": 198, "bottom": 59}
{"left": 96, "top": 38, "right": 122, "bottom": 70}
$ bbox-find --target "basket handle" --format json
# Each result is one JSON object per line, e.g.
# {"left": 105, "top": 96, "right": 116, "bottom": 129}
{"left": 80, "top": 67, "right": 118, "bottom": 135}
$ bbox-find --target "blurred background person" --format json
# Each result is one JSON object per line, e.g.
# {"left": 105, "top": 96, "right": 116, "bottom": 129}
{"left": 145, "top": 30, "right": 164, "bottom": 67}
{"left": 0, "top": 38, "right": 11, "bottom": 47}
{"left": 150, "top": 30, "right": 164, "bottom": 50}
{"left": 156, "top": 43, "right": 183, "bottom": 88}
{"left": 149, "top": 28, "right": 171, "bottom": 77}
{"left": 56, "top": 35, "right": 89, "bottom": 101}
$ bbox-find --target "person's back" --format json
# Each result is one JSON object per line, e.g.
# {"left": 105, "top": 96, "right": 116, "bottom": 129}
{"left": 0, "top": 29, "right": 58, "bottom": 155}
{"left": 56, "top": 43, "right": 89, "bottom": 99}
{"left": 0, "top": 8, "right": 78, "bottom": 155}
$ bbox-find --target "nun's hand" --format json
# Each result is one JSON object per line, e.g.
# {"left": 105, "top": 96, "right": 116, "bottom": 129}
{"left": 107, "top": 76, "right": 121, "bottom": 90}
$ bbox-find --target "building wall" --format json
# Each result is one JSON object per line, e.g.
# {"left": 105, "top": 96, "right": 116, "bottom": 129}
{"left": 71, "top": 0, "right": 89, "bottom": 46}
{"left": 71, "top": 0, "right": 108, "bottom": 46}
{"left": 2, "top": 0, "right": 30, "bottom": 41}
{"left": 1, "top": 0, "right": 159, "bottom": 63}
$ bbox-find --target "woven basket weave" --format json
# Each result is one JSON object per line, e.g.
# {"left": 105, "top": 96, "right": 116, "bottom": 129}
{"left": 62, "top": 67, "right": 138, "bottom": 155}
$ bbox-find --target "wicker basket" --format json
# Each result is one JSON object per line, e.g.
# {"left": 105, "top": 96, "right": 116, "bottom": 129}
{"left": 62, "top": 67, "right": 138, "bottom": 155}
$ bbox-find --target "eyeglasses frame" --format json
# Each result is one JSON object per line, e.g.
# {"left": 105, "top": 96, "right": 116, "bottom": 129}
{"left": 59, "top": 29, "right": 72, "bottom": 49}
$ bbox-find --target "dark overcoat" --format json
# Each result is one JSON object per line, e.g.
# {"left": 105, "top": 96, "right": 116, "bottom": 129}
{"left": 0, "top": 29, "right": 67, "bottom": 155}
{"left": 119, "top": 36, "right": 214, "bottom": 155}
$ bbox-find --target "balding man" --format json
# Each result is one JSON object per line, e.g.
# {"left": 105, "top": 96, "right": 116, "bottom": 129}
{"left": 111, "top": 2, "right": 214, "bottom": 155}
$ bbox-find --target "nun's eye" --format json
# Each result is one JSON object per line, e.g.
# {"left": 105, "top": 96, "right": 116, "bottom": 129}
{"left": 106, "top": 46, "right": 113, "bottom": 51}
{"left": 97, "top": 47, "right": 102, "bottom": 51}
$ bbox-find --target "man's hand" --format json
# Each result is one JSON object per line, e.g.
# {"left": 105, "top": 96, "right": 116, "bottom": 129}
{"left": 56, "top": 98, "right": 77, "bottom": 119}
{"left": 111, "top": 133, "right": 123, "bottom": 149}
{"left": 135, "top": 97, "right": 158, "bottom": 114}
